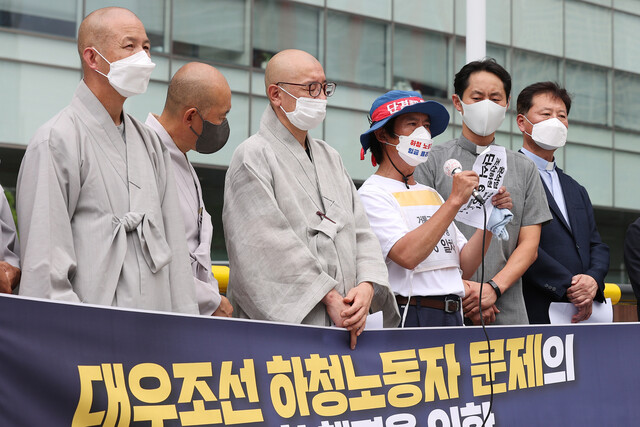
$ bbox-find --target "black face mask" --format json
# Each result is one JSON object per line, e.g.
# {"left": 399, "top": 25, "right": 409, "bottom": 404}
{"left": 189, "top": 108, "right": 230, "bottom": 154}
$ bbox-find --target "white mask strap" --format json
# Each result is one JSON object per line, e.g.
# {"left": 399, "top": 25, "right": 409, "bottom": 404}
{"left": 91, "top": 47, "right": 110, "bottom": 78}
{"left": 278, "top": 85, "right": 299, "bottom": 101}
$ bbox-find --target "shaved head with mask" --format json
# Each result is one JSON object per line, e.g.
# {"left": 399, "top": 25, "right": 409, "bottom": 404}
{"left": 77, "top": 7, "right": 154, "bottom": 123}
{"left": 145, "top": 62, "right": 233, "bottom": 317}
{"left": 17, "top": 7, "right": 199, "bottom": 315}
{"left": 264, "top": 49, "right": 329, "bottom": 145}
{"left": 224, "top": 49, "right": 399, "bottom": 349}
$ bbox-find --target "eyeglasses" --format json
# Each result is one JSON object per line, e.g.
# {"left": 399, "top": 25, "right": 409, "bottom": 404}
{"left": 277, "top": 81, "right": 337, "bottom": 97}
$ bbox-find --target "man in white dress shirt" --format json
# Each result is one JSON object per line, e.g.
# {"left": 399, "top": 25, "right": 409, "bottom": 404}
{"left": 146, "top": 62, "right": 233, "bottom": 316}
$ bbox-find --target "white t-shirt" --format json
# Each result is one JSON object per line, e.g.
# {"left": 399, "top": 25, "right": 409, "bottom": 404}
{"left": 358, "top": 174, "right": 467, "bottom": 297}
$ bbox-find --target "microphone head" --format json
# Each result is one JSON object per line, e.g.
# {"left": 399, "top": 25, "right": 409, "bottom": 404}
{"left": 443, "top": 159, "right": 462, "bottom": 177}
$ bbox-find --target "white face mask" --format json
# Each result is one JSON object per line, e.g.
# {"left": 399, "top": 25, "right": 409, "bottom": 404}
{"left": 523, "top": 115, "right": 568, "bottom": 151}
{"left": 279, "top": 86, "right": 327, "bottom": 130}
{"left": 459, "top": 98, "right": 507, "bottom": 136}
{"left": 394, "top": 126, "right": 432, "bottom": 167}
{"left": 92, "top": 48, "right": 156, "bottom": 98}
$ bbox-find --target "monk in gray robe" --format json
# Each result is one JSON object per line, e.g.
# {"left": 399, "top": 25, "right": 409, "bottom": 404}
{"left": 0, "top": 185, "right": 20, "bottom": 294}
{"left": 146, "top": 62, "right": 233, "bottom": 317}
{"left": 223, "top": 49, "right": 399, "bottom": 349}
{"left": 16, "top": 7, "right": 197, "bottom": 314}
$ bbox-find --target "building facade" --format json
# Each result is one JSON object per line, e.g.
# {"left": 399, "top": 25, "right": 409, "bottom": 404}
{"left": 1, "top": 0, "right": 639, "bottom": 282}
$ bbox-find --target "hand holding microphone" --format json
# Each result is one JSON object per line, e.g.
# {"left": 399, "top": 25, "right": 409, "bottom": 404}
{"left": 443, "top": 159, "right": 484, "bottom": 205}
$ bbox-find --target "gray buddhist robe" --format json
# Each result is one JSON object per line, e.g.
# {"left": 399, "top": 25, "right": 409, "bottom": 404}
{"left": 223, "top": 106, "right": 399, "bottom": 327}
{"left": 17, "top": 81, "right": 198, "bottom": 314}
{"left": 145, "top": 113, "right": 221, "bottom": 315}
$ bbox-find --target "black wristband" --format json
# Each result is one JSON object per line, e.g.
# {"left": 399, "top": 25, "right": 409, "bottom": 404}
{"left": 488, "top": 280, "right": 502, "bottom": 299}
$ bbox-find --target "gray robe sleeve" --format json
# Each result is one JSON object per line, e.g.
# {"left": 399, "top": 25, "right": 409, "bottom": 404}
{"left": 17, "top": 127, "right": 81, "bottom": 302}
{"left": 0, "top": 187, "right": 19, "bottom": 268}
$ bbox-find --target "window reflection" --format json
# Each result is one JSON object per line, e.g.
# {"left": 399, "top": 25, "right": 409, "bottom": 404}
{"left": 0, "top": 0, "right": 76, "bottom": 37}
{"left": 326, "top": 11, "right": 387, "bottom": 87}
{"left": 512, "top": 50, "right": 560, "bottom": 110}
{"left": 173, "top": 0, "right": 248, "bottom": 64}
{"left": 565, "top": 61, "right": 609, "bottom": 126}
{"left": 614, "top": 71, "right": 640, "bottom": 132}
{"left": 393, "top": 26, "right": 448, "bottom": 98}
{"left": 253, "top": 0, "right": 321, "bottom": 68}
{"left": 565, "top": 1, "right": 611, "bottom": 66}
{"left": 86, "top": 0, "right": 166, "bottom": 52}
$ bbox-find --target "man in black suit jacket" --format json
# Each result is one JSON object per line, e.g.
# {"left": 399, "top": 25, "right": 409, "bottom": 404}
{"left": 517, "top": 82, "right": 609, "bottom": 324}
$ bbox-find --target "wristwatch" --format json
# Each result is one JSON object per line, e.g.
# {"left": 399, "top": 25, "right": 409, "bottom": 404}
{"left": 488, "top": 279, "right": 502, "bottom": 299}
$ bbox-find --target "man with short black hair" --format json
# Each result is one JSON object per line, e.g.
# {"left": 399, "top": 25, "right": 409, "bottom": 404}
{"left": 415, "top": 59, "right": 552, "bottom": 325}
{"left": 518, "top": 81, "right": 609, "bottom": 324}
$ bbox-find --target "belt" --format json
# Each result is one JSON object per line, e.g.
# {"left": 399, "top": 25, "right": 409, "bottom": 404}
{"left": 396, "top": 295, "right": 461, "bottom": 313}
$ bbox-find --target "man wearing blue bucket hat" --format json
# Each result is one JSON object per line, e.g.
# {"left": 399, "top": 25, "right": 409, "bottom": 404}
{"left": 358, "top": 90, "right": 496, "bottom": 327}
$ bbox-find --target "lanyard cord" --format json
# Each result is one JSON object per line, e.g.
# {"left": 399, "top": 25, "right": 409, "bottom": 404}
{"left": 386, "top": 151, "right": 413, "bottom": 189}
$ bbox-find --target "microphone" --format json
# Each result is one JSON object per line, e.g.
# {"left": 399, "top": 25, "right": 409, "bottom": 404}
{"left": 443, "top": 159, "right": 484, "bottom": 204}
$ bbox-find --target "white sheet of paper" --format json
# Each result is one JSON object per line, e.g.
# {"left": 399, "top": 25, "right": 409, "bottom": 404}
{"left": 364, "top": 311, "right": 384, "bottom": 330}
{"left": 455, "top": 145, "right": 507, "bottom": 229}
{"left": 548, "top": 299, "right": 613, "bottom": 324}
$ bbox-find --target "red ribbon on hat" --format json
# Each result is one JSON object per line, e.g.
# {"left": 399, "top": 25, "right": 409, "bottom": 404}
{"left": 371, "top": 97, "right": 424, "bottom": 122}
{"left": 360, "top": 147, "right": 377, "bottom": 167}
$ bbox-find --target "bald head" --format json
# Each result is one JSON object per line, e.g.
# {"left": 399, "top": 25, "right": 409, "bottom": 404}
{"left": 264, "top": 49, "right": 323, "bottom": 94}
{"left": 163, "top": 62, "right": 231, "bottom": 117}
{"left": 78, "top": 7, "right": 142, "bottom": 58}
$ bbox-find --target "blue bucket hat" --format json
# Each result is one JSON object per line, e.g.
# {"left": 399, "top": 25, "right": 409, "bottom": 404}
{"left": 360, "top": 90, "right": 450, "bottom": 154}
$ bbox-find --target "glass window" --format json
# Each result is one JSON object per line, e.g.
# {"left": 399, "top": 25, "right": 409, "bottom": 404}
{"left": 0, "top": 32, "right": 78, "bottom": 69}
{"left": 511, "top": 50, "right": 561, "bottom": 109}
{"left": 324, "top": 107, "right": 373, "bottom": 182}
{"left": 250, "top": 97, "right": 269, "bottom": 134}
{"left": 393, "top": 26, "right": 448, "bottom": 98}
{"left": 487, "top": 44, "right": 508, "bottom": 69}
{"left": 326, "top": 11, "right": 388, "bottom": 88}
{"left": 614, "top": 70, "right": 640, "bottom": 132}
{"left": 329, "top": 86, "right": 385, "bottom": 112}
{"left": 615, "top": 151, "right": 640, "bottom": 210}
{"left": 583, "top": 0, "right": 611, "bottom": 6}
{"left": 614, "top": 11, "right": 640, "bottom": 74}
{"left": 86, "top": 0, "right": 167, "bottom": 52}
{"left": 0, "top": 0, "right": 76, "bottom": 37}
{"left": 614, "top": 130, "right": 640, "bottom": 153}
{"left": 394, "top": 0, "right": 454, "bottom": 33}
{"left": 253, "top": 0, "right": 321, "bottom": 68}
{"left": 327, "top": 0, "right": 391, "bottom": 20}
{"left": 565, "top": 61, "right": 610, "bottom": 126}
{"left": 124, "top": 80, "right": 169, "bottom": 123}
{"left": 512, "top": 0, "right": 563, "bottom": 56}
{"left": 173, "top": 0, "right": 249, "bottom": 64}
{"left": 614, "top": 0, "right": 640, "bottom": 15}
{"left": 0, "top": 60, "right": 80, "bottom": 146}
{"left": 566, "top": 123, "right": 612, "bottom": 148}
{"left": 565, "top": 1, "right": 611, "bottom": 66}
{"left": 565, "top": 144, "right": 612, "bottom": 206}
